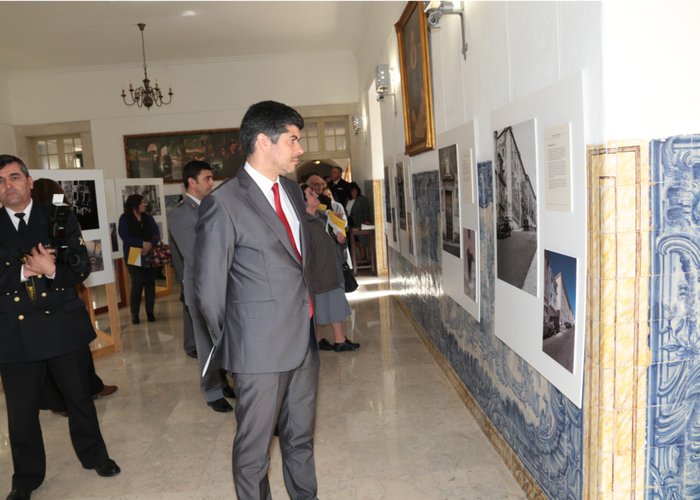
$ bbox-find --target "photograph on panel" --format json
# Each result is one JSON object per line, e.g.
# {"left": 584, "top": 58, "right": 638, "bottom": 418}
{"left": 85, "top": 239, "right": 104, "bottom": 273}
{"left": 412, "top": 171, "right": 440, "bottom": 264}
{"left": 396, "top": 161, "right": 407, "bottom": 230}
{"left": 109, "top": 223, "right": 118, "bottom": 253}
{"left": 58, "top": 179, "right": 99, "bottom": 230}
{"left": 407, "top": 212, "right": 414, "bottom": 255}
{"left": 542, "top": 250, "right": 576, "bottom": 373}
{"left": 121, "top": 184, "right": 162, "bottom": 216}
{"left": 439, "top": 144, "right": 461, "bottom": 258}
{"left": 384, "top": 165, "right": 391, "bottom": 223}
{"left": 391, "top": 208, "right": 398, "bottom": 243}
{"left": 463, "top": 228, "right": 477, "bottom": 301}
{"left": 494, "top": 119, "right": 538, "bottom": 296}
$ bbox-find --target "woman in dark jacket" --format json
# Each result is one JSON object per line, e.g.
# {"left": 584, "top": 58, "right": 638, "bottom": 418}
{"left": 302, "top": 185, "right": 360, "bottom": 352}
{"left": 118, "top": 193, "right": 160, "bottom": 324}
{"left": 346, "top": 182, "right": 371, "bottom": 229}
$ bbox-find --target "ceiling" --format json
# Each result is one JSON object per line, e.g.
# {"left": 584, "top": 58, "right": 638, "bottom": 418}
{"left": 0, "top": 1, "right": 375, "bottom": 72}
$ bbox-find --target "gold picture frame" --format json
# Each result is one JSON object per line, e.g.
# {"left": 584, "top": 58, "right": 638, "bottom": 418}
{"left": 395, "top": 1, "right": 435, "bottom": 156}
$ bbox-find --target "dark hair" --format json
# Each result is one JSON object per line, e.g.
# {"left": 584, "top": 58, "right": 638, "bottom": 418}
{"left": 123, "top": 194, "right": 143, "bottom": 215}
{"left": 32, "top": 178, "right": 65, "bottom": 205}
{"left": 182, "top": 160, "right": 213, "bottom": 189}
{"left": 349, "top": 181, "right": 362, "bottom": 196}
{"left": 0, "top": 154, "right": 29, "bottom": 176}
{"left": 239, "top": 100, "right": 304, "bottom": 157}
{"left": 331, "top": 166, "right": 343, "bottom": 174}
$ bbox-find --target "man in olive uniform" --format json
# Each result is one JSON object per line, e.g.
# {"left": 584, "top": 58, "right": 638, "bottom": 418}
{"left": 0, "top": 155, "right": 119, "bottom": 500}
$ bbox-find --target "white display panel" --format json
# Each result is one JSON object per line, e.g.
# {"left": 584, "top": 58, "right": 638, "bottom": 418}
{"left": 491, "top": 72, "right": 586, "bottom": 407}
{"left": 437, "top": 120, "right": 480, "bottom": 322}
{"left": 29, "top": 169, "right": 115, "bottom": 288}
{"left": 113, "top": 178, "right": 168, "bottom": 245}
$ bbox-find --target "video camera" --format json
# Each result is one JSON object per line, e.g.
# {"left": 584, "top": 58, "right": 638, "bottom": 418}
{"left": 48, "top": 197, "right": 84, "bottom": 272}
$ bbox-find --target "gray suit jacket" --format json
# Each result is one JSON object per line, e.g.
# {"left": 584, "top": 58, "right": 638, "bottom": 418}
{"left": 194, "top": 169, "right": 312, "bottom": 375}
{"left": 168, "top": 196, "right": 199, "bottom": 307}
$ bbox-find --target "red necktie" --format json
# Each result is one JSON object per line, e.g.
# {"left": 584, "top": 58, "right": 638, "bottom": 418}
{"left": 272, "top": 182, "right": 301, "bottom": 261}
{"left": 272, "top": 182, "right": 312, "bottom": 318}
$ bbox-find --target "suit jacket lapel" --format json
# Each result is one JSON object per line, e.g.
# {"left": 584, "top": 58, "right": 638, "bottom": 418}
{"left": 238, "top": 170, "right": 300, "bottom": 265}
{"left": 0, "top": 209, "right": 21, "bottom": 252}
{"left": 279, "top": 177, "right": 309, "bottom": 270}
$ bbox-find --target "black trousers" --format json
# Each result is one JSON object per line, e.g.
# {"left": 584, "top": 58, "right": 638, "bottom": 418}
{"left": 127, "top": 264, "right": 157, "bottom": 320}
{"left": 0, "top": 346, "right": 109, "bottom": 490}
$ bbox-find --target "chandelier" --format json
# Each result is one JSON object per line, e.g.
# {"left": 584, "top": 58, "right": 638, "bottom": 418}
{"left": 121, "top": 23, "right": 173, "bottom": 109}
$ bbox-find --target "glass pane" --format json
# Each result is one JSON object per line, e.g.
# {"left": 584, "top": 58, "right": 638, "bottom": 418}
{"left": 306, "top": 121, "right": 318, "bottom": 137}
{"left": 63, "top": 138, "right": 75, "bottom": 153}
{"left": 74, "top": 138, "right": 82, "bottom": 151}
{"left": 40, "top": 156, "right": 49, "bottom": 170}
{"left": 48, "top": 155, "right": 59, "bottom": 169}
{"left": 308, "top": 138, "right": 319, "bottom": 152}
{"left": 47, "top": 140, "right": 58, "bottom": 155}
{"left": 36, "top": 140, "right": 47, "bottom": 155}
{"left": 336, "top": 136, "right": 347, "bottom": 151}
{"left": 325, "top": 137, "right": 336, "bottom": 151}
{"left": 75, "top": 154, "right": 83, "bottom": 169}
{"left": 334, "top": 121, "right": 346, "bottom": 136}
{"left": 64, "top": 154, "right": 75, "bottom": 168}
{"left": 324, "top": 121, "right": 335, "bottom": 136}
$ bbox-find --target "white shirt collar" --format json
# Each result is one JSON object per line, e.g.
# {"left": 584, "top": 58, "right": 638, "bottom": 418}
{"left": 184, "top": 192, "right": 201, "bottom": 206}
{"left": 5, "top": 199, "right": 33, "bottom": 229}
{"left": 245, "top": 162, "right": 278, "bottom": 192}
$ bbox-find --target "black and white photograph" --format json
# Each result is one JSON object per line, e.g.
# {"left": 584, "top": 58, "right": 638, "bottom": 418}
{"left": 407, "top": 212, "right": 414, "bottom": 255}
{"left": 165, "top": 194, "right": 182, "bottom": 218}
{"left": 85, "top": 239, "right": 104, "bottom": 273}
{"left": 384, "top": 165, "right": 391, "bottom": 223}
{"left": 494, "top": 118, "right": 538, "bottom": 296}
{"left": 391, "top": 208, "right": 398, "bottom": 244}
{"left": 439, "top": 144, "right": 460, "bottom": 258}
{"left": 59, "top": 179, "right": 99, "bottom": 230}
{"left": 121, "top": 184, "right": 162, "bottom": 216}
{"left": 396, "top": 161, "right": 406, "bottom": 230}
{"left": 463, "top": 228, "right": 477, "bottom": 301}
{"left": 542, "top": 250, "right": 576, "bottom": 373}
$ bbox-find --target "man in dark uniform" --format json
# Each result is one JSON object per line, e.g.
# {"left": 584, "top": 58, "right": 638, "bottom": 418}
{"left": 328, "top": 165, "right": 351, "bottom": 208}
{"left": 0, "top": 155, "right": 120, "bottom": 500}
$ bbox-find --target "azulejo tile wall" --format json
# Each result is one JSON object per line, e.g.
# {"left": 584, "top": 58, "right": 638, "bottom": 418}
{"left": 648, "top": 134, "right": 700, "bottom": 499}
{"left": 391, "top": 164, "right": 583, "bottom": 498}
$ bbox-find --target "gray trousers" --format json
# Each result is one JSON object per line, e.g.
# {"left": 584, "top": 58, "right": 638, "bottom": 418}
{"left": 232, "top": 327, "right": 319, "bottom": 500}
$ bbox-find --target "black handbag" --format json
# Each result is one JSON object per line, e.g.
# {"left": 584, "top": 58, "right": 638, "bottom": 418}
{"left": 342, "top": 262, "right": 358, "bottom": 293}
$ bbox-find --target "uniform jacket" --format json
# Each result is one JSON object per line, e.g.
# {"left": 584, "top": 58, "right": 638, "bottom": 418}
{"left": 168, "top": 196, "right": 199, "bottom": 308}
{"left": 0, "top": 203, "right": 94, "bottom": 364}
{"left": 329, "top": 178, "right": 351, "bottom": 207}
{"left": 194, "top": 168, "right": 312, "bottom": 375}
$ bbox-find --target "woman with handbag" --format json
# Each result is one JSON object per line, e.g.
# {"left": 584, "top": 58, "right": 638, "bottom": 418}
{"left": 301, "top": 184, "right": 360, "bottom": 352}
{"left": 118, "top": 193, "right": 160, "bottom": 324}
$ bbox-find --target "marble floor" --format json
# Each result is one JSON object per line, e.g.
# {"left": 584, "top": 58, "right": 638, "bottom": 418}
{"left": 0, "top": 276, "right": 525, "bottom": 499}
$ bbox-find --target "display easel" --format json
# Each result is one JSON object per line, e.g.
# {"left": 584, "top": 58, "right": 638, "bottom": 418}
{"left": 80, "top": 283, "right": 122, "bottom": 358}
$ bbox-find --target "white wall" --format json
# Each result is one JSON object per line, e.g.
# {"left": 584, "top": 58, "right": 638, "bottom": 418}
{"left": 7, "top": 51, "right": 360, "bottom": 179}
{"left": 602, "top": 2, "right": 700, "bottom": 138}
{"left": 0, "top": 75, "right": 16, "bottom": 153}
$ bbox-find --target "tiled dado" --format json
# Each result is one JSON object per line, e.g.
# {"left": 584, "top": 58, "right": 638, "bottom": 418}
{"left": 372, "top": 179, "right": 388, "bottom": 275}
{"left": 585, "top": 143, "right": 650, "bottom": 498}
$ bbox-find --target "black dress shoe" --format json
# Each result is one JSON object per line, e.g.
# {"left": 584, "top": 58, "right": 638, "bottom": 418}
{"left": 147, "top": 315, "right": 156, "bottom": 322}
{"left": 131, "top": 317, "right": 140, "bottom": 325}
{"left": 6, "top": 488, "right": 32, "bottom": 500}
{"left": 334, "top": 338, "right": 360, "bottom": 352}
{"left": 207, "top": 398, "right": 233, "bottom": 413}
{"left": 93, "top": 457, "right": 121, "bottom": 477}
{"left": 186, "top": 350, "right": 198, "bottom": 358}
{"left": 222, "top": 385, "right": 236, "bottom": 399}
{"left": 318, "top": 339, "right": 334, "bottom": 351}
{"left": 93, "top": 385, "right": 118, "bottom": 400}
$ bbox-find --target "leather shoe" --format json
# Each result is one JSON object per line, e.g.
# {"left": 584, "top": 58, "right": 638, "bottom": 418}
{"left": 208, "top": 398, "right": 233, "bottom": 413}
{"left": 93, "top": 458, "right": 120, "bottom": 477}
{"left": 186, "top": 350, "right": 198, "bottom": 358}
{"left": 222, "top": 385, "right": 236, "bottom": 399}
{"left": 334, "top": 338, "right": 360, "bottom": 352}
{"left": 147, "top": 315, "right": 156, "bottom": 322}
{"left": 93, "top": 385, "right": 118, "bottom": 400}
{"left": 131, "top": 317, "right": 140, "bottom": 325}
{"left": 6, "top": 488, "right": 32, "bottom": 500}
{"left": 318, "top": 338, "right": 334, "bottom": 351}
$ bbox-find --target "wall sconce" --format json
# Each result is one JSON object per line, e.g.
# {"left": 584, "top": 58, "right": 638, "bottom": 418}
{"left": 375, "top": 64, "right": 394, "bottom": 101}
{"left": 352, "top": 114, "right": 364, "bottom": 135}
{"left": 423, "top": 1, "right": 468, "bottom": 60}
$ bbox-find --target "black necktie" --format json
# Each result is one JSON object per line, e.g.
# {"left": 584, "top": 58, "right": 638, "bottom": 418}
{"left": 15, "top": 212, "right": 27, "bottom": 237}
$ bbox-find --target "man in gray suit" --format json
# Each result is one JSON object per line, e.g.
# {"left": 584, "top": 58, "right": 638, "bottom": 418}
{"left": 169, "top": 161, "right": 234, "bottom": 413}
{"left": 194, "top": 101, "right": 319, "bottom": 499}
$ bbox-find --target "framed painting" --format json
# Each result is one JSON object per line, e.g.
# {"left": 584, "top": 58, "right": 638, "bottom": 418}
{"left": 124, "top": 128, "right": 244, "bottom": 183}
{"left": 395, "top": 1, "right": 435, "bottom": 156}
